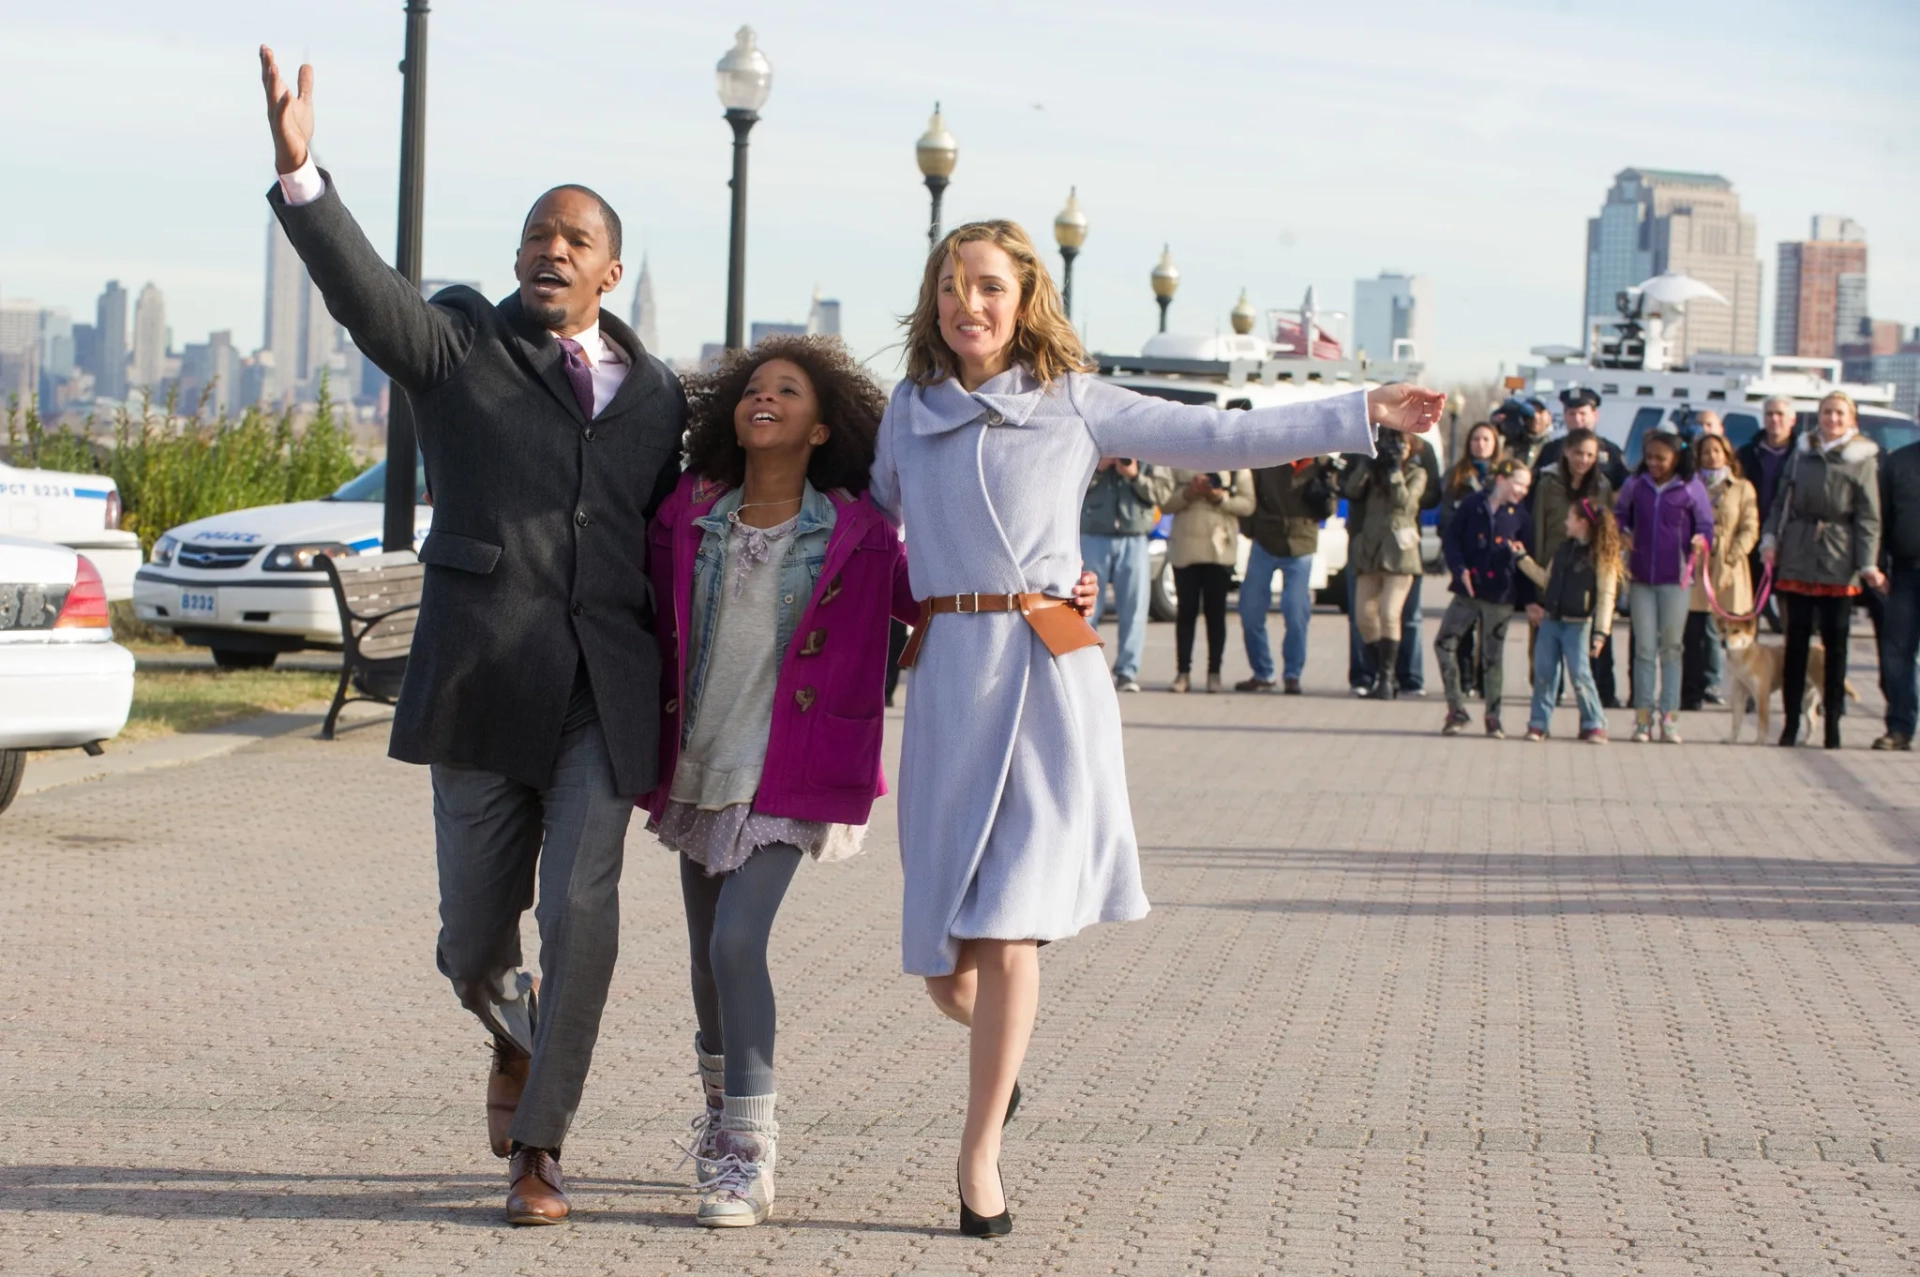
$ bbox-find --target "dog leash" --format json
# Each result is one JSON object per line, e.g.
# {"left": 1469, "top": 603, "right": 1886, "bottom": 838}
{"left": 1687, "top": 541, "right": 1774, "bottom": 624}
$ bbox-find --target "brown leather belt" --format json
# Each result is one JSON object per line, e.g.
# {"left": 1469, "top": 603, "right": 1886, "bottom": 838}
{"left": 897, "top": 592, "right": 1102, "bottom": 669}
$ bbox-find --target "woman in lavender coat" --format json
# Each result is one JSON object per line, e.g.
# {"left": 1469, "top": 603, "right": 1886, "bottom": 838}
{"left": 871, "top": 219, "right": 1444, "bottom": 1234}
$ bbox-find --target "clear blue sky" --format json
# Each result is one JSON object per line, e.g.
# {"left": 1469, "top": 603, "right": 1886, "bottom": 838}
{"left": 2, "top": 0, "right": 1914, "bottom": 380}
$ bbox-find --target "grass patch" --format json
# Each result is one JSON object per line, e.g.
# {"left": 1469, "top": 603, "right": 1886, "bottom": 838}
{"left": 122, "top": 668, "right": 339, "bottom": 742}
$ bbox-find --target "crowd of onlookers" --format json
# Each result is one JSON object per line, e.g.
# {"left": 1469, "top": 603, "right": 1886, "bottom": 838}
{"left": 1080, "top": 387, "right": 1920, "bottom": 751}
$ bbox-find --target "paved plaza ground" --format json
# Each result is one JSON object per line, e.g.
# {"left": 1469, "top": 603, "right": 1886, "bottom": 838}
{"left": 4, "top": 583, "right": 1918, "bottom": 1275}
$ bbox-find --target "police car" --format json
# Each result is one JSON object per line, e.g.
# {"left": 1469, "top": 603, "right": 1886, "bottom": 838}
{"left": 0, "top": 459, "right": 143, "bottom": 600}
{"left": 131, "top": 458, "right": 430, "bottom": 668}
{"left": 0, "top": 534, "right": 135, "bottom": 813}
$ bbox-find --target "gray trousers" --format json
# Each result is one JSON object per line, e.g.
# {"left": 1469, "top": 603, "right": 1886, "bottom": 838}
{"left": 1437, "top": 596, "right": 1516, "bottom": 714}
{"left": 430, "top": 708, "right": 634, "bottom": 1153}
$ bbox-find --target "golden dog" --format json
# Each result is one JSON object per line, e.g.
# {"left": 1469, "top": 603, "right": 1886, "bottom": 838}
{"left": 1722, "top": 617, "right": 1859, "bottom": 744}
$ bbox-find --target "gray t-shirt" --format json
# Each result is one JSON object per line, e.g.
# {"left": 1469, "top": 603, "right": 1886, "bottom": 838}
{"left": 669, "top": 517, "right": 793, "bottom": 810}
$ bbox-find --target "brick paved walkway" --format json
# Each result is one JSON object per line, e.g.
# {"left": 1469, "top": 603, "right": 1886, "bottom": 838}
{"left": 4, "top": 585, "right": 1918, "bottom": 1274}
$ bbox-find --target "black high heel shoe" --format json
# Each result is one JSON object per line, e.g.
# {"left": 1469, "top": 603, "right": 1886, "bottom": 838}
{"left": 958, "top": 1166, "right": 1013, "bottom": 1238}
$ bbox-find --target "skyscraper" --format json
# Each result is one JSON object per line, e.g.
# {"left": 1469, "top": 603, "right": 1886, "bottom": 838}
{"left": 302, "top": 266, "right": 337, "bottom": 392}
{"left": 38, "top": 307, "right": 73, "bottom": 379}
{"left": 264, "top": 217, "right": 306, "bottom": 405}
{"left": 1774, "top": 217, "right": 1869, "bottom": 359}
{"left": 806, "top": 288, "right": 841, "bottom": 338}
{"left": 0, "top": 301, "right": 40, "bottom": 402}
{"left": 178, "top": 329, "right": 240, "bottom": 417}
{"left": 94, "top": 280, "right": 128, "bottom": 401}
{"left": 629, "top": 253, "right": 658, "bottom": 353}
{"left": 1584, "top": 169, "right": 1761, "bottom": 360}
{"left": 1352, "top": 272, "right": 1433, "bottom": 363}
{"left": 131, "top": 283, "right": 167, "bottom": 391}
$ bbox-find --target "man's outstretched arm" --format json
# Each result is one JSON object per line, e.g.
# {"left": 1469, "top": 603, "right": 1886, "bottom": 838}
{"left": 260, "top": 46, "right": 471, "bottom": 394}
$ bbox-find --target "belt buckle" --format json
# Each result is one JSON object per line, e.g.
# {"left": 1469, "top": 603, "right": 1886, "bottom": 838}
{"left": 956, "top": 592, "right": 979, "bottom": 614}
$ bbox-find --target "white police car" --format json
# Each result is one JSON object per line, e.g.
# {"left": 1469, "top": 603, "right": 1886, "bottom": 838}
{"left": 0, "top": 534, "right": 135, "bottom": 813}
{"left": 131, "top": 459, "right": 429, "bottom": 668}
{"left": 0, "top": 459, "right": 143, "bottom": 600}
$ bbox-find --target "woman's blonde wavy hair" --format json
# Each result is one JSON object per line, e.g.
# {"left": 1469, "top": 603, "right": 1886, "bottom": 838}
{"left": 902, "top": 219, "right": 1092, "bottom": 387}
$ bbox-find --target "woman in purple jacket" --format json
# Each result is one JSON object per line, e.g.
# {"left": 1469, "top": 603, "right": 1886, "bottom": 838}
{"left": 1614, "top": 425, "right": 1714, "bottom": 742}
{"left": 645, "top": 336, "right": 920, "bottom": 1228}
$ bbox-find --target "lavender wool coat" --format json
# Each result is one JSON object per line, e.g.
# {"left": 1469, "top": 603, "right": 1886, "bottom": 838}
{"left": 870, "top": 368, "right": 1374, "bottom": 976}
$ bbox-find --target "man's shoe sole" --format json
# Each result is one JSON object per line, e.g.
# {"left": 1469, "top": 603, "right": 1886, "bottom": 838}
{"left": 506, "top": 1208, "right": 568, "bottom": 1226}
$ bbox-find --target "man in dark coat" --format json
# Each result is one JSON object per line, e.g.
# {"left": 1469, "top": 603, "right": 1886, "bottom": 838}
{"left": 1874, "top": 439, "right": 1920, "bottom": 750}
{"left": 1736, "top": 396, "right": 1799, "bottom": 631}
{"left": 261, "top": 48, "right": 683, "bottom": 1225}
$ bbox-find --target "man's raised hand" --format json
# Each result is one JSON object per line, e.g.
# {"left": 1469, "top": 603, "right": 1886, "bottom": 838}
{"left": 260, "top": 46, "right": 315, "bottom": 175}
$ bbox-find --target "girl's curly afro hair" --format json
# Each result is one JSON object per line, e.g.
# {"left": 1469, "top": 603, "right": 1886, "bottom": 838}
{"left": 680, "top": 334, "right": 888, "bottom": 494}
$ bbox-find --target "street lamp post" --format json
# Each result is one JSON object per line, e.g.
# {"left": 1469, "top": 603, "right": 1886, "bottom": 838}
{"left": 1230, "top": 288, "right": 1256, "bottom": 336}
{"left": 717, "top": 26, "right": 772, "bottom": 350}
{"left": 1053, "top": 188, "right": 1087, "bottom": 324}
{"left": 915, "top": 103, "right": 957, "bottom": 250}
{"left": 384, "top": 0, "right": 430, "bottom": 552}
{"left": 1151, "top": 245, "right": 1180, "bottom": 333}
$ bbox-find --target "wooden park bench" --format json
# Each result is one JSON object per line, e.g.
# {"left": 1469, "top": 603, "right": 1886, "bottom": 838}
{"left": 318, "top": 550, "right": 422, "bottom": 740}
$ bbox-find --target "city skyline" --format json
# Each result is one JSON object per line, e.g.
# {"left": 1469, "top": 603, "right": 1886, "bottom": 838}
{"left": 0, "top": 0, "right": 1915, "bottom": 383}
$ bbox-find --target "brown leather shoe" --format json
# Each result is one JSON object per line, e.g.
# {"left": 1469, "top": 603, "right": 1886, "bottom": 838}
{"left": 505, "top": 1146, "right": 569, "bottom": 1225}
{"left": 487, "top": 1040, "right": 530, "bottom": 1158}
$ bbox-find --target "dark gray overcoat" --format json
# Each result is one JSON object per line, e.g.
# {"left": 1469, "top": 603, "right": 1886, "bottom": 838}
{"left": 270, "top": 173, "right": 684, "bottom": 794}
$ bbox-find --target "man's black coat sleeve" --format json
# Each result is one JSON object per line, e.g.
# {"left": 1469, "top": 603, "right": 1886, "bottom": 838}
{"left": 268, "top": 169, "right": 475, "bottom": 395}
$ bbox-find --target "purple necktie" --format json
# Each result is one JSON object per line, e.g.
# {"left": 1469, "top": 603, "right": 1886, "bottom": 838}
{"left": 556, "top": 337, "right": 596, "bottom": 420}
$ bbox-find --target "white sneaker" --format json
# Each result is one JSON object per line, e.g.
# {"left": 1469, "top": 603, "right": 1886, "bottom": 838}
{"left": 1113, "top": 674, "right": 1141, "bottom": 693}
{"left": 683, "top": 1103, "right": 724, "bottom": 1181}
{"left": 696, "top": 1130, "right": 775, "bottom": 1227}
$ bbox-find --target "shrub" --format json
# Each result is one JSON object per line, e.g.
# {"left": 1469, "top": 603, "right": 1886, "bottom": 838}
{"left": 5, "top": 378, "right": 363, "bottom": 554}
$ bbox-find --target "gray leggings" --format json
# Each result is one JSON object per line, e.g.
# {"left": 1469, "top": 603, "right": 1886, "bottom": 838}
{"left": 680, "top": 844, "right": 803, "bottom": 1097}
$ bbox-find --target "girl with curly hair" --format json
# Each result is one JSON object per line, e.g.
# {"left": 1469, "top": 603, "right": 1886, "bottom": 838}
{"left": 874, "top": 219, "right": 1444, "bottom": 1235}
{"left": 643, "top": 334, "right": 917, "bottom": 1227}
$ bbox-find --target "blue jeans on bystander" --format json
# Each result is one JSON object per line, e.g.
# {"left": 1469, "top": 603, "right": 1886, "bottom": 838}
{"left": 1529, "top": 617, "right": 1606, "bottom": 734}
{"left": 1630, "top": 582, "right": 1690, "bottom": 716}
{"left": 1081, "top": 533, "right": 1150, "bottom": 682}
{"left": 1238, "top": 544, "right": 1313, "bottom": 683}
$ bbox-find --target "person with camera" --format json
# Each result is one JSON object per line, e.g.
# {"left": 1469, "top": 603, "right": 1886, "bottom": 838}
{"left": 1496, "top": 396, "right": 1554, "bottom": 472}
{"left": 1343, "top": 431, "right": 1442, "bottom": 696}
{"left": 1436, "top": 458, "right": 1534, "bottom": 736}
{"left": 1081, "top": 457, "right": 1175, "bottom": 693}
{"left": 1238, "top": 456, "right": 1337, "bottom": 693}
{"left": 1163, "top": 469, "right": 1256, "bottom": 692}
{"left": 1344, "top": 431, "right": 1429, "bottom": 700}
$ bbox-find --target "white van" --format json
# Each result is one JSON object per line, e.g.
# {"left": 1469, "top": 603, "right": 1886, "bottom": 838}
{"left": 1094, "top": 337, "right": 1441, "bottom": 618}
{"left": 1517, "top": 353, "right": 1919, "bottom": 467}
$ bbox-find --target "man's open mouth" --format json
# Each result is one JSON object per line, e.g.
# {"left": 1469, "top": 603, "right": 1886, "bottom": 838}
{"left": 530, "top": 269, "right": 568, "bottom": 293}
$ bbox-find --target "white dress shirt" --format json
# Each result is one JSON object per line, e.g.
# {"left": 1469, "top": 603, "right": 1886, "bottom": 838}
{"left": 277, "top": 157, "right": 630, "bottom": 416}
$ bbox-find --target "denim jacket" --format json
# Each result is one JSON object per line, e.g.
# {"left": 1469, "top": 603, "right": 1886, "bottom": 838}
{"left": 683, "top": 482, "right": 836, "bottom": 741}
